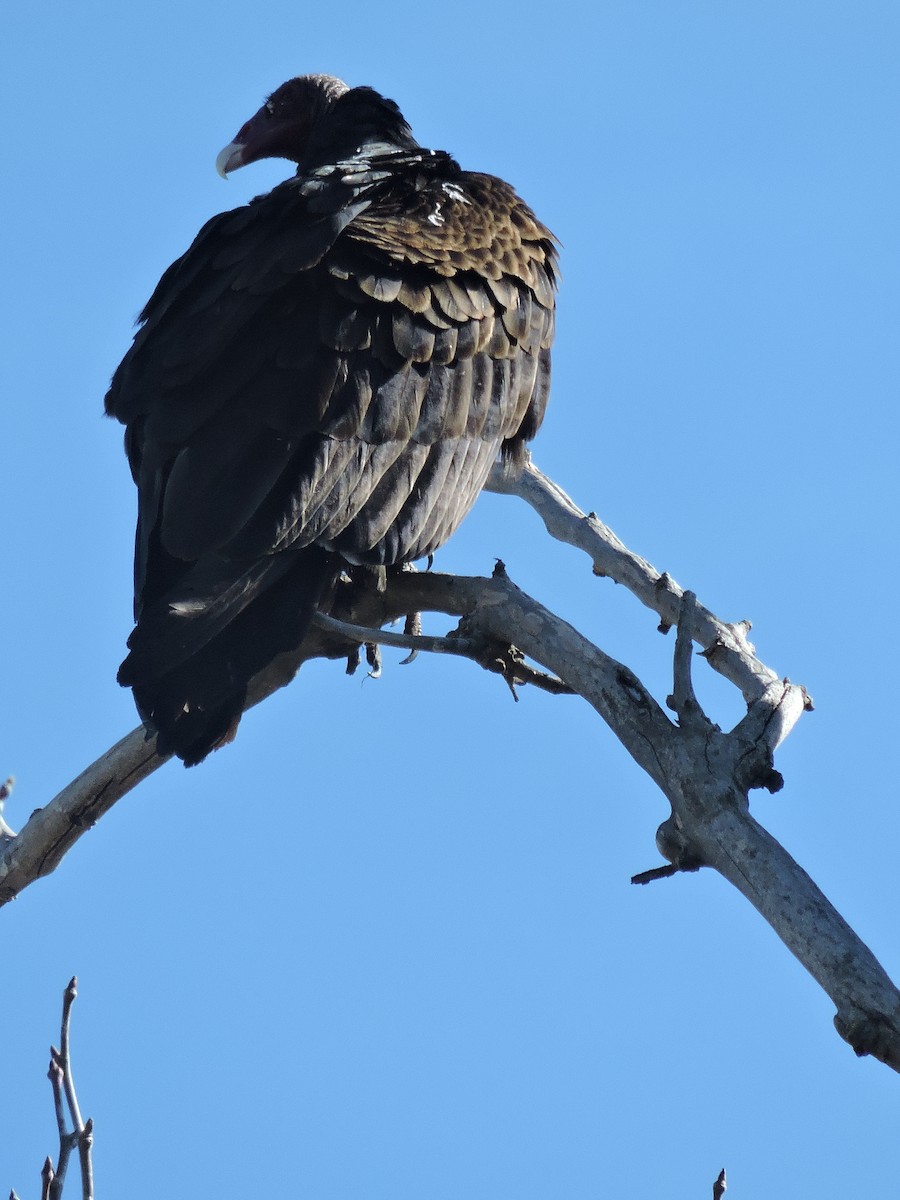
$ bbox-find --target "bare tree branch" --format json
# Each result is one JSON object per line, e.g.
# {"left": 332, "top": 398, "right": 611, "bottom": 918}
{"left": 0, "top": 731, "right": 166, "bottom": 909}
{"left": 12, "top": 979, "right": 94, "bottom": 1200}
{"left": 486, "top": 459, "right": 813, "bottom": 709}
{"left": 313, "top": 602, "right": 574, "bottom": 696}
{"left": 2, "top": 460, "right": 897, "bottom": 1071}
{"left": 48, "top": 978, "right": 94, "bottom": 1200}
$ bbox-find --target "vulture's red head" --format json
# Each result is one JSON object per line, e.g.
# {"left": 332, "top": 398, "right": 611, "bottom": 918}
{"left": 216, "top": 73, "right": 350, "bottom": 177}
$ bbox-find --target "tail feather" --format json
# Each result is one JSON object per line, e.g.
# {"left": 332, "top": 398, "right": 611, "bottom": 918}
{"left": 120, "top": 552, "right": 302, "bottom": 685}
{"left": 121, "top": 548, "right": 338, "bottom": 765}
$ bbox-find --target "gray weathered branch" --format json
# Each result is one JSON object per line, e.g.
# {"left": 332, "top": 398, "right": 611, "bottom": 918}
{"left": 486, "top": 460, "right": 807, "bottom": 706}
{"left": 3, "top": 460, "right": 899, "bottom": 1070}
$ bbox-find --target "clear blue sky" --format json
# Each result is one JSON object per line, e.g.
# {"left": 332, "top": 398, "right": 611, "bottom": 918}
{"left": 4, "top": 2, "right": 900, "bottom": 1195}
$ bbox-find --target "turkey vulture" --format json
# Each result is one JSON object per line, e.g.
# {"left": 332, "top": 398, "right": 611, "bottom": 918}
{"left": 105, "top": 74, "right": 558, "bottom": 765}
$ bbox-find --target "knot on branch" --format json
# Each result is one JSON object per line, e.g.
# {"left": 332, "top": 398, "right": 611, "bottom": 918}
{"left": 615, "top": 666, "right": 649, "bottom": 707}
{"left": 834, "top": 1007, "right": 900, "bottom": 1068}
{"left": 632, "top": 816, "right": 706, "bottom": 882}
{"left": 68, "top": 809, "right": 98, "bottom": 832}
{"left": 451, "top": 622, "right": 525, "bottom": 699}
{"left": 653, "top": 572, "right": 678, "bottom": 632}
{"left": 451, "top": 616, "right": 574, "bottom": 699}
{"left": 735, "top": 744, "right": 784, "bottom": 795}
{"left": 655, "top": 815, "right": 706, "bottom": 872}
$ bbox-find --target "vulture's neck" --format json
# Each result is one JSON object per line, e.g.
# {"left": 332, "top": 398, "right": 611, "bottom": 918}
{"left": 300, "top": 86, "right": 420, "bottom": 171}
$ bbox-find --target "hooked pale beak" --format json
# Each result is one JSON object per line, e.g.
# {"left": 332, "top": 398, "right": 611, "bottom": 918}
{"left": 215, "top": 141, "right": 246, "bottom": 178}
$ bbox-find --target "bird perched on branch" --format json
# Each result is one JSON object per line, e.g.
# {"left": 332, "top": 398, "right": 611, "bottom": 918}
{"left": 105, "top": 74, "right": 558, "bottom": 765}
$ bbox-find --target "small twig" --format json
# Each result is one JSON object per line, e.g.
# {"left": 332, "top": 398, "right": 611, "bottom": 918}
{"left": 313, "top": 610, "right": 482, "bottom": 659}
{"left": 76, "top": 1122, "right": 94, "bottom": 1200}
{"left": 47, "top": 1052, "right": 73, "bottom": 1197}
{"left": 0, "top": 775, "right": 16, "bottom": 839}
{"left": 630, "top": 864, "right": 681, "bottom": 885}
{"left": 59, "top": 980, "right": 85, "bottom": 1135}
{"left": 38, "top": 979, "right": 95, "bottom": 1200}
{"left": 501, "top": 655, "right": 574, "bottom": 696}
{"left": 667, "top": 591, "right": 711, "bottom": 728}
{"left": 713, "top": 1167, "right": 727, "bottom": 1198}
{"left": 632, "top": 811, "right": 708, "bottom": 885}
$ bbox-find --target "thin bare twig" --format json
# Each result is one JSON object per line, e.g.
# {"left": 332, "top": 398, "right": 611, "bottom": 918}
{"left": 0, "top": 776, "right": 16, "bottom": 840}
{"left": 47, "top": 1053, "right": 72, "bottom": 1197}
{"left": 313, "top": 610, "right": 482, "bottom": 659}
{"left": 11, "top": 980, "right": 95, "bottom": 1200}
{"left": 44, "top": 978, "right": 94, "bottom": 1200}
{"left": 630, "top": 864, "right": 681, "bottom": 885}
{"left": 486, "top": 459, "right": 813, "bottom": 710}
{"left": 58, "top": 980, "right": 85, "bottom": 1134}
{"left": 667, "top": 592, "right": 711, "bottom": 728}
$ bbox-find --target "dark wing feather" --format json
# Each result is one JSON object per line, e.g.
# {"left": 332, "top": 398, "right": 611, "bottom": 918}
{"left": 106, "top": 145, "right": 557, "bottom": 763}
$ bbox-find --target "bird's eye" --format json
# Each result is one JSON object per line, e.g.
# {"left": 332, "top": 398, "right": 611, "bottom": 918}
{"left": 265, "top": 99, "right": 277, "bottom": 116}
